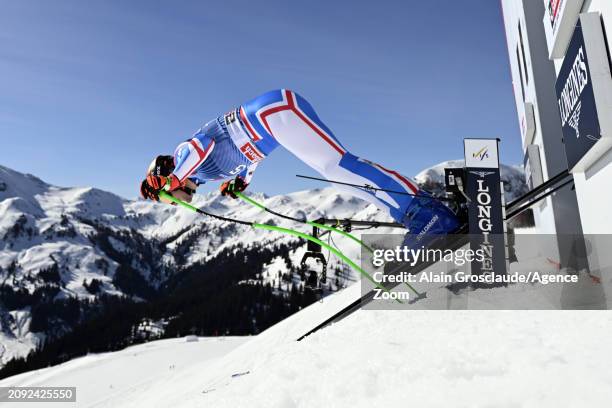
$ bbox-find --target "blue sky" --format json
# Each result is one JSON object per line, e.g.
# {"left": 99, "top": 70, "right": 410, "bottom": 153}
{"left": 0, "top": 0, "right": 520, "bottom": 199}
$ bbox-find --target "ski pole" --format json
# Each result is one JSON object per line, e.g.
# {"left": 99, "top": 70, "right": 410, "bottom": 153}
{"left": 159, "top": 191, "right": 251, "bottom": 225}
{"left": 234, "top": 191, "right": 374, "bottom": 252}
{"left": 158, "top": 191, "right": 401, "bottom": 302}
{"left": 296, "top": 174, "right": 455, "bottom": 202}
{"left": 233, "top": 190, "right": 423, "bottom": 298}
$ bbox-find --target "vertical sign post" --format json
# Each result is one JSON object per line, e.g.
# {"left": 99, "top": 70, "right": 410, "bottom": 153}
{"left": 464, "top": 138, "right": 507, "bottom": 283}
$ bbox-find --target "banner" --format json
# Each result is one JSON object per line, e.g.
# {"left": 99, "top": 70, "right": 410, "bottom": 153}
{"left": 555, "top": 16, "right": 601, "bottom": 171}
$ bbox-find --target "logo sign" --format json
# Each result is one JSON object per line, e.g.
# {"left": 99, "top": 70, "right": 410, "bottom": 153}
{"left": 240, "top": 142, "right": 264, "bottom": 163}
{"left": 464, "top": 138, "right": 499, "bottom": 169}
{"left": 464, "top": 139, "right": 506, "bottom": 281}
{"left": 555, "top": 17, "right": 601, "bottom": 171}
{"left": 224, "top": 110, "right": 238, "bottom": 125}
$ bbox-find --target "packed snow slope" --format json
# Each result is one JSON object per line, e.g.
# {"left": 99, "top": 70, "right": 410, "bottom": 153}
{"left": 204, "top": 310, "right": 612, "bottom": 408}
{"left": 3, "top": 226, "right": 611, "bottom": 407}
{"left": 2, "top": 292, "right": 611, "bottom": 407}
{"left": 0, "top": 336, "right": 248, "bottom": 407}
{"left": 3, "top": 232, "right": 610, "bottom": 407}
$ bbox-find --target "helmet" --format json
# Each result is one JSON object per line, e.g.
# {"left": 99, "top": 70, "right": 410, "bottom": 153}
{"left": 146, "top": 155, "right": 175, "bottom": 177}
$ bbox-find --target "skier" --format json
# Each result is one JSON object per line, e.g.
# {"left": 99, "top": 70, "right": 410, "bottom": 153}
{"left": 140, "top": 89, "right": 460, "bottom": 238}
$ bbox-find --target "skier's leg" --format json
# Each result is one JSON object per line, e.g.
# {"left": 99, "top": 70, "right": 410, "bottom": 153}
{"left": 251, "top": 89, "right": 418, "bottom": 222}
{"left": 245, "top": 89, "right": 460, "bottom": 236}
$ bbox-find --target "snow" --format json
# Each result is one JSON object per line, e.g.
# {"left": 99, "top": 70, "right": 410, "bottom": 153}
{"left": 261, "top": 256, "right": 289, "bottom": 287}
{"left": 0, "top": 309, "right": 42, "bottom": 369}
{"left": 2, "top": 281, "right": 612, "bottom": 407}
{"left": 1, "top": 230, "right": 610, "bottom": 406}
{"left": 0, "top": 337, "right": 247, "bottom": 407}
{"left": 415, "top": 159, "right": 527, "bottom": 202}
{"left": 2, "top": 234, "right": 609, "bottom": 406}
{"left": 0, "top": 332, "right": 41, "bottom": 370}
{"left": 207, "top": 310, "right": 612, "bottom": 408}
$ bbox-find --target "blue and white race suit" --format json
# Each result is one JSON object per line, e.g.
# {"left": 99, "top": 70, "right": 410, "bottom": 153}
{"left": 173, "top": 89, "right": 435, "bottom": 226}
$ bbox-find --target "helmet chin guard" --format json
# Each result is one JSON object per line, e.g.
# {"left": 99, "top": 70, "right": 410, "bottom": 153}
{"left": 146, "top": 155, "right": 175, "bottom": 177}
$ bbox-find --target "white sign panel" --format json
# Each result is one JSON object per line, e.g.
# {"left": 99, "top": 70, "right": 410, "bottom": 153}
{"left": 464, "top": 139, "right": 500, "bottom": 169}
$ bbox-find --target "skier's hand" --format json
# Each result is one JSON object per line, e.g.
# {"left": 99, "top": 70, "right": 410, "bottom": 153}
{"left": 140, "top": 179, "right": 160, "bottom": 201}
{"left": 146, "top": 174, "right": 182, "bottom": 192}
{"left": 220, "top": 176, "right": 248, "bottom": 199}
{"left": 140, "top": 174, "right": 183, "bottom": 202}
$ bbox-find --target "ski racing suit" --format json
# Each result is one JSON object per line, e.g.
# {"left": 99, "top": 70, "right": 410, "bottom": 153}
{"left": 171, "top": 89, "right": 459, "bottom": 236}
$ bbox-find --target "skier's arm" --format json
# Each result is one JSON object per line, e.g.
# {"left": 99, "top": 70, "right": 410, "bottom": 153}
{"left": 158, "top": 179, "right": 198, "bottom": 205}
{"left": 240, "top": 162, "right": 259, "bottom": 184}
{"left": 173, "top": 136, "right": 215, "bottom": 184}
{"left": 220, "top": 163, "right": 258, "bottom": 199}
{"left": 188, "top": 176, "right": 204, "bottom": 186}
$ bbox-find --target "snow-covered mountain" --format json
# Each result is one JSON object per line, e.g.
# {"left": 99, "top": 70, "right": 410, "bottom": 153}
{"left": 0, "top": 161, "right": 526, "bottom": 370}
{"left": 415, "top": 159, "right": 528, "bottom": 203}
{"left": 0, "top": 165, "right": 387, "bottom": 368}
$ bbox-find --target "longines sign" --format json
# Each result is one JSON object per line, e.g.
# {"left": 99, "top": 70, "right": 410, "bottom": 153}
{"left": 555, "top": 16, "right": 600, "bottom": 170}
{"left": 464, "top": 139, "right": 506, "bottom": 281}
{"left": 555, "top": 13, "right": 612, "bottom": 172}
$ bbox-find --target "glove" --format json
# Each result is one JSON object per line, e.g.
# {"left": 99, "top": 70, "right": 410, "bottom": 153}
{"left": 220, "top": 176, "right": 248, "bottom": 199}
{"left": 140, "top": 175, "right": 183, "bottom": 202}
{"left": 140, "top": 179, "right": 160, "bottom": 201}
{"left": 146, "top": 174, "right": 183, "bottom": 192}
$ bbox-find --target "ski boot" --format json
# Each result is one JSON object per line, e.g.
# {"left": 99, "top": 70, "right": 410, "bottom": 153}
{"left": 401, "top": 191, "right": 462, "bottom": 251}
